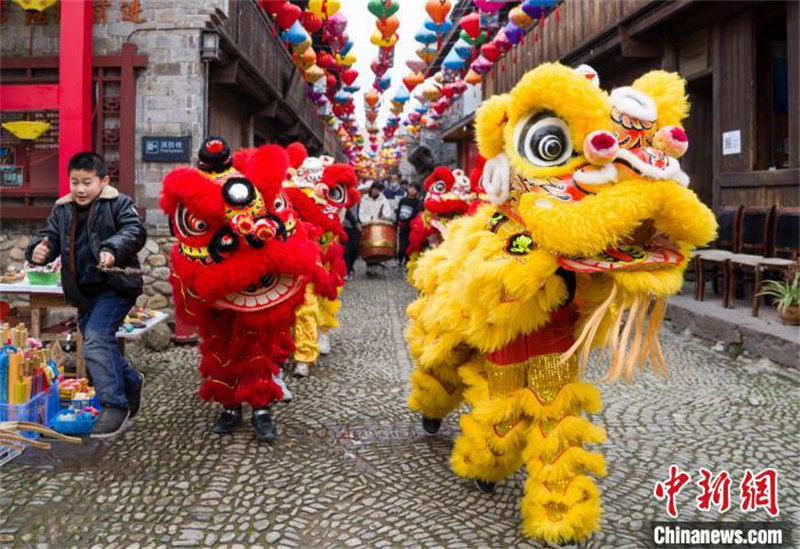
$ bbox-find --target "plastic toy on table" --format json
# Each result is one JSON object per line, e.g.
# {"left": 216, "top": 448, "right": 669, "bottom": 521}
{"left": 24, "top": 258, "right": 61, "bottom": 286}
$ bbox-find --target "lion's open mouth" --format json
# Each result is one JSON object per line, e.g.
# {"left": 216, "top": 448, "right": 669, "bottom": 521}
{"left": 214, "top": 273, "right": 303, "bottom": 311}
{"left": 558, "top": 218, "right": 684, "bottom": 273}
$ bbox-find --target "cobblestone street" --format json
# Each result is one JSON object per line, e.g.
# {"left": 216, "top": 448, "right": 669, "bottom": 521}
{"left": 1, "top": 267, "right": 798, "bottom": 549}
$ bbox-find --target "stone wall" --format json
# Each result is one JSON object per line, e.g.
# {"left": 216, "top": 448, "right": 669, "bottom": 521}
{"left": 0, "top": 230, "right": 176, "bottom": 317}
{"left": 0, "top": 0, "right": 227, "bottom": 230}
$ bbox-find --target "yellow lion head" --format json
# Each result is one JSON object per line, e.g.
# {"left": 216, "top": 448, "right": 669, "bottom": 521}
{"left": 474, "top": 62, "right": 717, "bottom": 379}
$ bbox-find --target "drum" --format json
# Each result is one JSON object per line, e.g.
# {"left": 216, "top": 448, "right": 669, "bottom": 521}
{"left": 360, "top": 221, "right": 397, "bottom": 263}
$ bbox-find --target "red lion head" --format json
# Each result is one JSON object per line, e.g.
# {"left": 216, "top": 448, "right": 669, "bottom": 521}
{"left": 423, "top": 166, "right": 470, "bottom": 216}
{"left": 160, "top": 138, "right": 332, "bottom": 317}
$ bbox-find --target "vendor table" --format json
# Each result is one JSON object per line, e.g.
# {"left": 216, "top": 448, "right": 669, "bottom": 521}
{"left": 0, "top": 279, "right": 168, "bottom": 377}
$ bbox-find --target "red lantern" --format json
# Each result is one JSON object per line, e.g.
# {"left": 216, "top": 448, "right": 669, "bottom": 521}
{"left": 300, "top": 10, "right": 323, "bottom": 34}
{"left": 259, "top": 0, "right": 286, "bottom": 15}
{"left": 342, "top": 69, "right": 358, "bottom": 86}
{"left": 275, "top": 2, "right": 302, "bottom": 31}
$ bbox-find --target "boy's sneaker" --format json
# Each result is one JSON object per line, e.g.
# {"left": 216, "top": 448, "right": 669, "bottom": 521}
{"left": 91, "top": 407, "right": 130, "bottom": 438}
{"left": 127, "top": 373, "right": 145, "bottom": 419}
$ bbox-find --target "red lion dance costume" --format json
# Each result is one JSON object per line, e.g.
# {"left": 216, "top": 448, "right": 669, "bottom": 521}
{"left": 406, "top": 167, "right": 471, "bottom": 278}
{"left": 281, "top": 143, "right": 359, "bottom": 377}
{"left": 161, "top": 137, "right": 334, "bottom": 440}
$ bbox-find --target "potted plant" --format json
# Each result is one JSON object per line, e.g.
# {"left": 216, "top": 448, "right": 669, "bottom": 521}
{"left": 758, "top": 264, "right": 800, "bottom": 325}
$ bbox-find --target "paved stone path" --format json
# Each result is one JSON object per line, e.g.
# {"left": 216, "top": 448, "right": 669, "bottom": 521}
{"left": 1, "top": 266, "right": 798, "bottom": 548}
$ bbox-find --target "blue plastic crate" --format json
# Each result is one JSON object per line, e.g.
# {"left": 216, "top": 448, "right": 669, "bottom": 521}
{"left": 0, "top": 381, "right": 61, "bottom": 440}
{"left": 50, "top": 408, "right": 99, "bottom": 435}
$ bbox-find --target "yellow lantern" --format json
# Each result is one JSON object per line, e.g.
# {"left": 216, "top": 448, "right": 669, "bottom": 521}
{"left": 12, "top": 0, "right": 57, "bottom": 12}
{"left": 308, "top": 0, "right": 340, "bottom": 19}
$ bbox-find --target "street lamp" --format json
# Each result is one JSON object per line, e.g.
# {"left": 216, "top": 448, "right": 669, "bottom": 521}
{"left": 200, "top": 29, "right": 221, "bottom": 62}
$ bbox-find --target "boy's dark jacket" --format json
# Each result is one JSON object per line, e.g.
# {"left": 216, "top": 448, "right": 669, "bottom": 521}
{"left": 25, "top": 186, "right": 147, "bottom": 310}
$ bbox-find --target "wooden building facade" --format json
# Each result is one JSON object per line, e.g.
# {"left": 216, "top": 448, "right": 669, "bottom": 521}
{"left": 482, "top": 0, "right": 800, "bottom": 209}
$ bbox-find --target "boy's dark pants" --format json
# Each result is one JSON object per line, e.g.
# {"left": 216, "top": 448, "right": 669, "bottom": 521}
{"left": 78, "top": 290, "right": 141, "bottom": 409}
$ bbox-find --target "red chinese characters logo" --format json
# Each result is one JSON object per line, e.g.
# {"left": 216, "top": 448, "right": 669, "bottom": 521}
{"left": 654, "top": 466, "right": 780, "bottom": 518}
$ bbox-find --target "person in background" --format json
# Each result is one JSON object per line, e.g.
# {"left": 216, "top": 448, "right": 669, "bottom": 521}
{"left": 358, "top": 182, "right": 392, "bottom": 276}
{"left": 342, "top": 205, "right": 361, "bottom": 280}
{"left": 382, "top": 173, "right": 406, "bottom": 223}
{"left": 26, "top": 152, "right": 147, "bottom": 438}
{"left": 396, "top": 183, "right": 423, "bottom": 268}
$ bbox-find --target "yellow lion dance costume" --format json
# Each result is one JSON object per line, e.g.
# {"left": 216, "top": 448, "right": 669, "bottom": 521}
{"left": 406, "top": 63, "right": 717, "bottom": 543}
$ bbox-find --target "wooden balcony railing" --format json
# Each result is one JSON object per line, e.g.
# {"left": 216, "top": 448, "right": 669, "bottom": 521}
{"left": 213, "top": 0, "right": 324, "bottom": 144}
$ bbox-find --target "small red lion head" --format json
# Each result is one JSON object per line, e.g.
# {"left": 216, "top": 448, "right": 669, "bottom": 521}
{"left": 423, "top": 166, "right": 470, "bottom": 216}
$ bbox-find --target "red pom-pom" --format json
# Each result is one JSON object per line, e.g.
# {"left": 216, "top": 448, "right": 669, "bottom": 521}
{"left": 286, "top": 142, "right": 308, "bottom": 169}
{"left": 206, "top": 139, "right": 224, "bottom": 154}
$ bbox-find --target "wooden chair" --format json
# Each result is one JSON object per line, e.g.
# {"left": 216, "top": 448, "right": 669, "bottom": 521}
{"left": 750, "top": 207, "right": 800, "bottom": 316}
{"left": 693, "top": 205, "right": 742, "bottom": 303}
{"left": 724, "top": 206, "right": 776, "bottom": 312}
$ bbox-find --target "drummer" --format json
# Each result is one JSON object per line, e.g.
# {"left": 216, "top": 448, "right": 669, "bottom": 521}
{"left": 358, "top": 182, "right": 393, "bottom": 277}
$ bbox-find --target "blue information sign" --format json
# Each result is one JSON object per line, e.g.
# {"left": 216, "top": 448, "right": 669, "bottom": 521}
{"left": 142, "top": 136, "right": 192, "bottom": 162}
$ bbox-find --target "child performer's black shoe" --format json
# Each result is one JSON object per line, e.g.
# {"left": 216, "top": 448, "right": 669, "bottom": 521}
{"left": 212, "top": 406, "right": 242, "bottom": 434}
{"left": 422, "top": 416, "right": 441, "bottom": 435}
{"left": 251, "top": 407, "right": 277, "bottom": 442}
{"left": 127, "top": 372, "right": 145, "bottom": 419}
{"left": 474, "top": 479, "right": 496, "bottom": 494}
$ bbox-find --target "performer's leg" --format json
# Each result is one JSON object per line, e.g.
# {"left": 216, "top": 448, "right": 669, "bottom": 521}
{"left": 292, "top": 287, "right": 319, "bottom": 377}
{"left": 518, "top": 357, "right": 607, "bottom": 545}
{"left": 450, "top": 359, "right": 529, "bottom": 486}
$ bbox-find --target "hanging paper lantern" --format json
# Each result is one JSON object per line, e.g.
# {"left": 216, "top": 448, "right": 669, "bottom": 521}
{"left": 282, "top": 21, "right": 309, "bottom": 45}
{"left": 493, "top": 29, "right": 512, "bottom": 53}
{"left": 367, "top": 0, "right": 400, "bottom": 20}
{"left": 371, "top": 30, "right": 399, "bottom": 48}
{"left": 402, "top": 71, "right": 425, "bottom": 91}
{"left": 459, "top": 12, "right": 481, "bottom": 39}
{"left": 474, "top": 0, "right": 506, "bottom": 13}
{"left": 470, "top": 55, "right": 493, "bottom": 75}
{"left": 344, "top": 85, "right": 360, "bottom": 94}
{"left": 460, "top": 29, "right": 488, "bottom": 47}
{"left": 422, "top": 85, "right": 441, "bottom": 102}
{"left": 301, "top": 47, "right": 317, "bottom": 67}
{"left": 443, "top": 49, "right": 465, "bottom": 71}
{"left": 480, "top": 42, "right": 500, "bottom": 62}
{"left": 317, "top": 51, "right": 334, "bottom": 69}
{"left": 393, "top": 86, "right": 410, "bottom": 103}
{"left": 425, "top": 0, "right": 451, "bottom": 24}
{"left": 504, "top": 22, "right": 525, "bottom": 45}
{"left": 509, "top": 6, "right": 533, "bottom": 28}
{"left": 334, "top": 90, "right": 350, "bottom": 104}
{"left": 375, "top": 75, "right": 392, "bottom": 92}
{"left": 371, "top": 59, "right": 389, "bottom": 77}
{"left": 300, "top": 10, "right": 323, "bottom": 33}
{"left": 522, "top": 0, "right": 558, "bottom": 19}
{"left": 305, "top": 65, "right": 325, "bottom": 83}
{"left": 308, "top": 0, "right": 340, "bottom": 19}
{"left": 341, "top": 68, "right": 358, "bottom": 86}
{"left": 292, "top": 37, "right": 313, "bottom": 55}
{"left": 424, "top": 17, "right": 453, "bottom": 35}
{"left": 260, "top": 0, "right": 287, "bottom": 15}
{"left": 406, "top": 59, "right": 427, "bottom": 72}
{"left": 275, "top": 2, "right": 302, "bottom": 31}
{"left": 364, "top": 89, "right": 380, "bottom": 108}
{"left": 340, "top": 39, "right": 354, "bottom": 57}
{"left": 454, "top": 39, "right": 474, "bottom": 61}
{"left": 376, "top": 15, "right": 400, "bottom": 39}
{"left": 416, "top": 46, "right": 437, "bottom": 64}
{"left": 326, "top": 12, "right": 347, "bottom": 36}
{"left": 336, "top": 51, "right": 357, "bottom": 66}
{"left": 415, "top": 28, "right": 438, "bottom": 45}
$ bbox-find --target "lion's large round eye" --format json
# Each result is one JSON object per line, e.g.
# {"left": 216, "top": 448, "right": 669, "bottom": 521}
{"left": 514, "top": 114, "right": 573, "bottom": 167}
{"left": 222, "top": 177, "right": 255, "bottom": 207}
{"left": 175, "top": 205, "right": 208, "bottom": 238}
{"left": 431, "top": 181, "right": 446, "bottom": 193}
{"left": 328, "top": 184, "right": 345, "bottom": 205}
{"left": 273, "top": 193, "right": 288, "bottom": 212}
